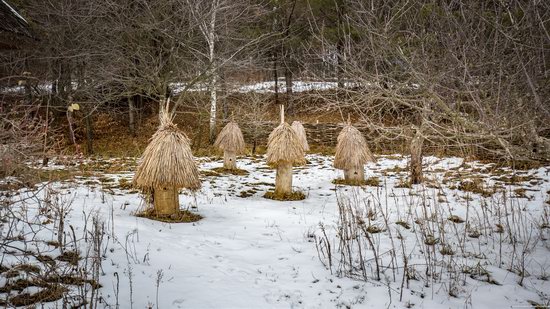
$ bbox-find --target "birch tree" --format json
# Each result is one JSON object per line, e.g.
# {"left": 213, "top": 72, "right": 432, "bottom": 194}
{"left": 200, "top": 0, "right": 221, "bottom": 143}
{"left": 182, "top": 0, "right": 272, "bottom": 142}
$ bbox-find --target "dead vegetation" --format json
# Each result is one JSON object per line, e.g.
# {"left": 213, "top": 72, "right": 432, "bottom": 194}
{"left": 0, "top": 185, "right": 107, "bottom": 307}
{"left": 264, "top": 190, "right": 306, "bottom": 201}
{"left": 316, "top": 180, "right": 550, "bottom": 305}
{"left": 332, "top": 176, "right": 381, "bottom": 187}
{"left": 210, "top": 167, "right": 249, "bottom": 176}
{"left": 136, "top": 207, "right": 202, "bottom": 223}
{"left": 1, "top": 148, "right": 548, "bottom": 307}
{"left": 457, "top": 179, "right": 494, "bottom": 197}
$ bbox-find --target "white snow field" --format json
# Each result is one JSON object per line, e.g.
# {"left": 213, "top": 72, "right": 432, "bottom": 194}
{"left": 2, "top": 154, "right": 550, "bottom": 308}
{"left": 2, "top": 80, "right": 356, "bottom": 95}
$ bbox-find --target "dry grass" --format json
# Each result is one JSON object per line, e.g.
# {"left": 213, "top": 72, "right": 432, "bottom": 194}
{"left": 201, "top": 170, "right": 222, "bottom": 177}
{"left": 395, "top": 220, "right": 411, "bottom": 229}
{"left": 214, "top": 121, "right": 246, "bottom": 154}
{"left": 266, "top": 122, "right": 305, "bottom": 167}
{"left": 395, "top": 178, "right": 412, "bottom": 188}
{"left": 238, "top": 189, "right": 258, "bottom": 198}
{"left": 136, "top": 208, "right": 202, "bottom": 223}
{"left": 56, "top": 251, "right": 80, "bottom": 266}
{"left": 448, "top": 215, "right": 465, "bottom": 223}
{"left": 45, "top": 275, "right": 101, "bottom": 289}
{"left": 211, "top": 167, "right": 249, "bottom": 175}
{"left": 291, "top": 121, "right": 310, "bottom": 152}
{"left": 264, "top": 190, "right": 306, "bottom": 201}
{"left": 332, "top": 176, "right": 380, "bottom": 186}
{"left": 332, "top": 178, "right": 365, "bottom": 186}
{"left": 133, "top": 113, "right": 201, "bottom": 191}
{"left": 334, "top": 124, "right": 374, "bottom": 170}
{"left": 6, "top": 284, "right": 66, "bottom": 306}
{"left": 458, "top": 179, "right": 493, "bottom": 197}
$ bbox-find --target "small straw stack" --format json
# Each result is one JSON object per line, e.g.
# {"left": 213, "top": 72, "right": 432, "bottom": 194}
{"left": 214, "top": 121, "right": 245, "bottom": 154}
{"left": 334, "top": 124, "right": 374, "bottom": 170}
{"left": 291, "top": 121, "right": 309, "bottom": 152}
{"left": 267, "top": 105, "right": 305, "bottom": 167}
{"left": 133, "top": 112, "right": 201, "bottom": 191}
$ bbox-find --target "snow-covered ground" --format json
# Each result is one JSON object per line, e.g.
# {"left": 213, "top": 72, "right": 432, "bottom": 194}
{"left": 1, "top": 80, "right": 356, "bottom": 95}
{"left": 2, "top": 155, "right": 550, "bottom": 308}
{"left": 171, "top": 80, "right": 358, "bottom": 94}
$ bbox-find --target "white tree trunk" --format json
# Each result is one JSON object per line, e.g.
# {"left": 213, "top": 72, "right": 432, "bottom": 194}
{"left": 207, "top": 1, "right": 218, "bottom": 143}
{"left": 209, "top": 72, "right": 218, "bottom": 143}
{"left": 158, "top": 93, "right": 166, "bottom": 121}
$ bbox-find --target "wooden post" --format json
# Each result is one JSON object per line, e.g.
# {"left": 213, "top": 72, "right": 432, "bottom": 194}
{"left": 153, "top": 187, "right": 179, "bottom": 215}
{"left": 344, "top": 167, "right": 364, "bottom": 183}
{"left": 410, "top": 128, "right": 424, "bottom": 184}
{"left": 275, "top": 162, "right": 292, "bottom": 195}
{"left": 223, "top": 150, "right": 237, "bottom": 169}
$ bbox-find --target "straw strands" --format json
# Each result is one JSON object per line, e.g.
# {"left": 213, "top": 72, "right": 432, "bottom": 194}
{"left": 291, "top": 121, "right": 309, "bottom": 152}
{"left": 214, "top": 121, "right": 246, "bottom": 154}
{"left": 267, "top": 122, "right": 305, "bottom": 167}
{"left": 334, "top": 124, "right": 375, "bottom": 170}
{"left": 133, "top": 119, "right": 201, "bottom": 191}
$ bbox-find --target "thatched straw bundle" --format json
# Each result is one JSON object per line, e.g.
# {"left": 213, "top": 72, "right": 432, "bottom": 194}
{"left": 291, "top": 121, "right": 309, "bottom": 152}
{"left": 334, "top": 124, "right": 374, "bottom": 170}
{"left": 133, "top": 114, "right": 201, "bottom": 191}
{"left": 267, "top": 122, "right": 305, "bottom": 167}
{"left": 214, "top": 121, "right": 245, "bottom": 154}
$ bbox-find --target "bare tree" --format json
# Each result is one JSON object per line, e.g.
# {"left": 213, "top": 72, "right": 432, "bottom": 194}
{"left": 304, "top": 0, "right": 550, "bottom": 162}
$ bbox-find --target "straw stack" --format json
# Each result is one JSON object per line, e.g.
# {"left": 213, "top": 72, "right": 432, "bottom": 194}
{"left": 266, "top": 105, "right": 305, "bottom": 195}
{"left": 334, "top": 123, "right": 374, "bottom": 182}
{"left": 134, "top": 111, "right": 200, "bottom": 215}
{"left": 291, "top": 121, "right": 309, "bottom": 152}
{"left": 214, "top": 121, "right": 245, "bottom": 169}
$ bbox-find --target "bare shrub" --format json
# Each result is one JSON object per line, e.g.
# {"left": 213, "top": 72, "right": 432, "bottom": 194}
{"left": 317, "top": 184, "right": 550, "bottom": 302}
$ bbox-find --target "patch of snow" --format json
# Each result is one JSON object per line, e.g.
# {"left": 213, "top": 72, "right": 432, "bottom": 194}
{"left": 3, "top": 155, "right": 550, "bottom": 308}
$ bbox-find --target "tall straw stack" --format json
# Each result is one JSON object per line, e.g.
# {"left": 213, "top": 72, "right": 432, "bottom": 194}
{"left": 266, "top": 105, "right": 305, "bottom": 195}
{"left": 133, "top": 112, "right": 200, "bottom": 215}
{"left": 334, "top": 124, "right": 374, "bottom": 182}
{"left": 291, "top": 121, "right": 309, "bottom": 152}
{"left": 214, "top": 121, "right": 245, "bottom": 169}
{"left": 266, "top": 122, "right": 305, "bottom": 168}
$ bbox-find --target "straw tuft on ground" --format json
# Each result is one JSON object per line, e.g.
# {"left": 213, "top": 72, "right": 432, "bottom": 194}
{"left": 266, "top": 122, "right": 305, "bottom": 167}
{"left": 291, "top": 121, "right": 309, "bottom": 152}
{"left": 133, "top": 116, "right": 201, "bottom": 191}
{"left": 334, "top": 124, "right": 375, "bottom": 170}
{"left": 214, "top": 121, "right": 246, "bottom": 154}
